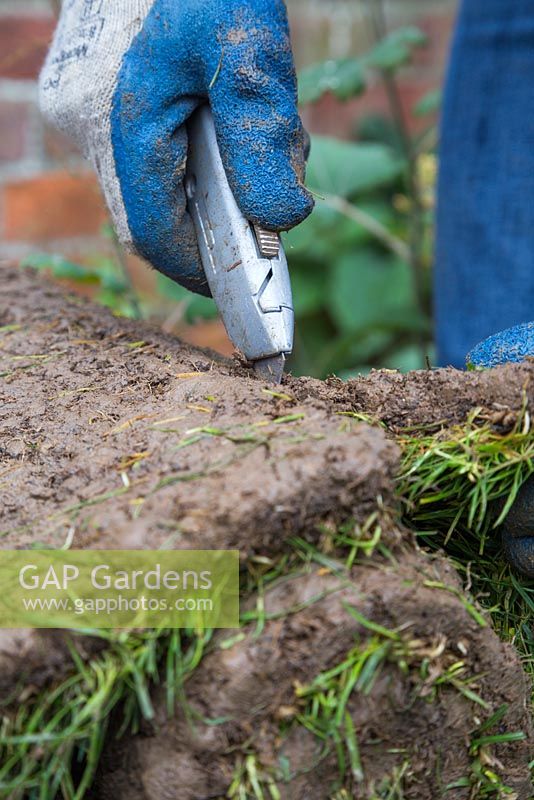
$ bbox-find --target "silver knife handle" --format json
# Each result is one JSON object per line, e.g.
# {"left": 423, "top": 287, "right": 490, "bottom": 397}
{"left": 185, "top": 105, "right": 294, "bottom": 363}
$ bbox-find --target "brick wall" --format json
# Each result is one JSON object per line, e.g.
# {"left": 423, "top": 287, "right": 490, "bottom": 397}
{"left": 0, "top": 0, "right": 457, "bottom": 273}
{"left": 0, "top": 0, "right": 108, "bottom": 271}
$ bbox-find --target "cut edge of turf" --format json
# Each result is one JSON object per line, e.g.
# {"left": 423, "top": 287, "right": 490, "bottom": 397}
{"left": 1, "top": 405, "right": 534, "bottom": 798}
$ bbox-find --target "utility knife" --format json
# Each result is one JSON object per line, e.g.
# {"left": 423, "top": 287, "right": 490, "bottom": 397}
{"left": 185, "top": 105, "right": 294, "bottom": 384}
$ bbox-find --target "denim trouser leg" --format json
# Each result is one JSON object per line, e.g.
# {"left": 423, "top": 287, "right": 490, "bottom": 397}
{"left": 435, "top": 0, "right": 534, "bottom": 367}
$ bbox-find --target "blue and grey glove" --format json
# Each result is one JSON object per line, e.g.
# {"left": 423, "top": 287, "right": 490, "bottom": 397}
{"left": 467, "top": 322, "right": 534, "bottom": 370}
{"left": 40, "top": 0, "right": 313, "bottom": 295}
{"left": 468, "top": 322, "right": 534, "bottom": 579}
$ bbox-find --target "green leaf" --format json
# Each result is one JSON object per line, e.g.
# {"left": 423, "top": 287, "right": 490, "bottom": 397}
{"left": 157, "top": 273, "right": 189, "bottom": 303}
{"left": 284, "top": 201, "right": 393, "bottom": 261}
{"left": 382, "top": 344, "right": 426, "bottom": 372}
{"left": 298, "top": 58, "right": 366, "bottom": 106}
{"left": 356, "top": 114, "right": 405, "bottom": 152}
{"left": 156, "top": 275, "right": 217, "bottom": 322}
{"left": 366, "top": 26, "right": 427, "bottom": 71}
{"left": 327, "top": 247, "right": 417, "bottom": 334}
{"left": 284, "top": 208, "right": 358, "bottom": 260}
{"left": 21, "top": 254, "right": 100, "bottom": 284}
{"left": 315, "top": 329, "right": 396, "bottom": 378}
{"left": 96, "top": 289, "right": 136, "bottom": 318}
{"left": 287, "top": 313, "right": 335, "bottom": 377}
{"left": 288, "top": 264, "right": 327, "bottom": 316}
{"left": 413, "top": 88, "right": 442, "bottom": 117}
{"left": 100, "top": 273, "right": 128, "bottom": 293}
{"left": 306, "top": 136, "right": 405, "bottom": 197}
{"left": 186, "top": 294, "right": 218, "bottom": 323}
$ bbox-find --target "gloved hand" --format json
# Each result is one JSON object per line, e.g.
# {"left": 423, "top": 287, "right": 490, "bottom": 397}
{"left": 468, "top": 322, "right": 534, "bottom": 580}
{"left": 39, "top": 0, "right": 313, "bottom": 295}
{"left": 467, "top": 322, "right": 534, "bottom": 369}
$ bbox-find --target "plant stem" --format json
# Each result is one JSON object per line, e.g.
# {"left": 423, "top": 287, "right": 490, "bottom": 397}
{"left": 320, "top": 193, "right": 410, "bottom": 263}
{"left": 364, "top": 0, "right": 430, "bottom": 359}
{"left": 108, "top": 226, "right": 143, "bottom": 320}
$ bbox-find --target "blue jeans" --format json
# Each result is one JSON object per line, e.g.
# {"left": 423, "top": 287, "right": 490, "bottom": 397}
{"left": 436, "top": 0, "right": 534, "bottom": 367}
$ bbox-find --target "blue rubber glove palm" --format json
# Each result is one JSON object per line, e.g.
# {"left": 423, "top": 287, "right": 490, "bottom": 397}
{"left": 40, "top": 0, "right": 313, "bottom": 295}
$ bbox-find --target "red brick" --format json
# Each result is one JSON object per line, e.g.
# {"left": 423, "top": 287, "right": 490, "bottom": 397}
{"left": 179, "top": 320, "right": 234, "bottom": 357}
{"left": 0, "top": 102, "right": 29, "bottom": 162}
{"left": 358, "top": 79, "right": 441, "bottom": 132}
{"left": 126, "top": 254, "right": 158, "bottom": 296}
{"left": 43, "top": 124, "right": 82, "bottom": 163}
{"left": 1, "top": 170, "right": 108, "bottom": 242}
{"left": 412, "top": 11, "right": 456, "bottom": 74}
{"left": 0, "top": 16, "right": 56, "bottom": 80}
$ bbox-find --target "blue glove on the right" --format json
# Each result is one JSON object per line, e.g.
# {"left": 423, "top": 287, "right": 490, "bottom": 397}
{"left": 40, "top": 0, "right": 313, "bottom": 295}
{"left": 467, "top": 322, "right": 534, "bottom": 368}
{"left": 468, "top": 322, "right": 534, "bottom": 580}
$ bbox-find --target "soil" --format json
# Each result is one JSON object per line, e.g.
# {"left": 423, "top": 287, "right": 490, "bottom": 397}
{"left": 0, "top": 266, "right": 398, "bottom": 556}
{"left": 90, "top": 556, "right": 533, "bottom": 800}
{"left": 289, "top": 366, "right": 534, "bottom": 433}
{"left": 1, "top": 265, "right": 533, "bottom": 798}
